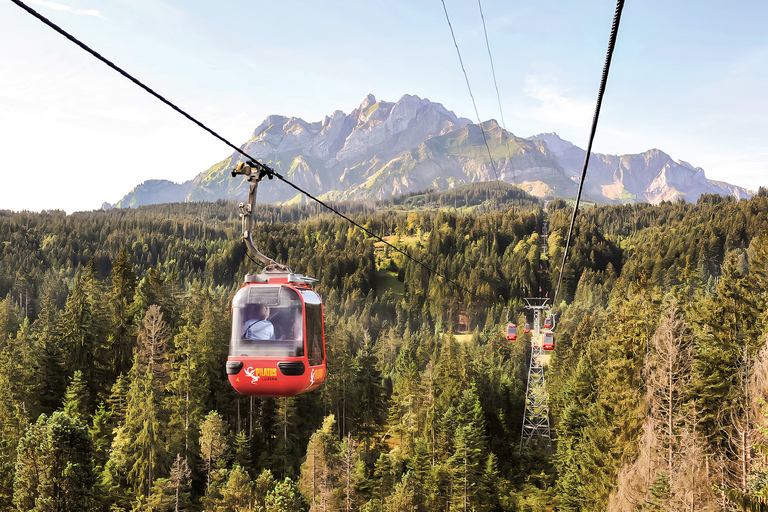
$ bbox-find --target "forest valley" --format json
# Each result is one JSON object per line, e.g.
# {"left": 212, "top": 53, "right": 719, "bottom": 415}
{"left": 2, "top": 182, "right": 768, "bottom": 511}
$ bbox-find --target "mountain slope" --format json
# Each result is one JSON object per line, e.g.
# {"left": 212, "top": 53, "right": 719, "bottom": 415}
{"left": 528, "top": 133, "right": 754, "bottom": 204}
{"left": 113, "top": 94, "right": 754, "bottom": 208}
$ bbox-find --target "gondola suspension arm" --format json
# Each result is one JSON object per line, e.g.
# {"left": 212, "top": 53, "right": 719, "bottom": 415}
{"left": 231, "top": 161, "right": 292, "bottom": 273}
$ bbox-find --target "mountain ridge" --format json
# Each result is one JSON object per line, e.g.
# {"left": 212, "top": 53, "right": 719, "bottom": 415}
{"left": 113, "top": 94, "right": 754, "bottom": 208}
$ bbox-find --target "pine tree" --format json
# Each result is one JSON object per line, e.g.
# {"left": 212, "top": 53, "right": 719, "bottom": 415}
{"left": 100, "top": 424, "right": 133, "bottom": 509}
{"left": 199, "top": 410, "right": 229, "bottom": 491}
{"left": 168, "top": 453, "right": 192, "bottom": 512}
{"left": 210, "top": 465, "right": 255, "bottom": 512}
{"left": 30, "top": 288, "right": 66, "bottom": 415}
{"left": 353, "top": 337, "right": 386, "bottom": 466}
{"left": 0, "top": 294, "right": 21, "bottom": 341}
{"left": 339, "top": 433, "right": 359, "bottom": 512}
{"left": 264, "top": 477, "right": 309, "bottom": 512}
{"left": 644, "top": 299, "right": 692, "bottom": 491}
{"left": 448, "top": 382, "right": 487, "bottom": 512}
{"left": 372, "top": 452, "right": 395, "bottom": 506}
{"left": 62, "top": 370, "right": 90, "bottom": 422}
{"left": 232, "top": 430, "right": 253, "bottom": 475}
{"left": 385, "top": 471, "right": 418, "bottom": 512}
{"left": 110, "top": 305, "right": 173, "bottom": 500}
{"left": 165, "top": 331, "right": 197, "bottom": 464}
{"left": 267, "top": 397, "right": 298, "bottom": 476}
{"left": 107, "top": 372, "right": 130, "bottom": 427}
{"left": 253, "top": 468, "right": 277, "bottom": 512}
{"left": 130, "top": 266, "right": 181, "bottom": 333}
{"left": 13, "top": 412, "right": 95, "bottom": 512}
{"left": 136, "top": 304, "right": 171, "bottom": 388}
{"left": 299, "top": 414, "right": 339, "bottom": 511}
{"left": 90, "top": 402, "right": 113, "bottom": 470}
{"left": 165, "top": 288, "right": 229, "bottom": 465}
{"left": 107, "top": 246, "right": 137, "bottom": 381}
{"left": 0, "top": 345, "right": 28, "bottom": 509}
{"left": 58, "top": 261, "right": 108, "bottom": 402}
{"left": 125, "top": 366, "right": 163, "bottom": 499}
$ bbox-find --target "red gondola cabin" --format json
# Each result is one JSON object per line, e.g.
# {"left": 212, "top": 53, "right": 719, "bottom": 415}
{"left": 542, "top": 330, "right": 555, "bottom": 350}
{"left": 544, "top": 317, "right": 553, "bottom": 329}
{"left": 226, "top": 272, "right": 326, "bottom": 397}
{"left": 524, "top": 323, "right": 531, "bottom": 333}
{"left": 506, "top": 323, "right": 517, "bottom": 340}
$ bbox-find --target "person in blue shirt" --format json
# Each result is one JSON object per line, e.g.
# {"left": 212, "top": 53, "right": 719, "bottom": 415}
{"left": 244, "top": 303, "right": 275, "bottom": 340}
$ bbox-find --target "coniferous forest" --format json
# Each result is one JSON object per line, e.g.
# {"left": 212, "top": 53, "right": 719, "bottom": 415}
{"left": 2, "top": 182, "right": 768, "bottom": 511}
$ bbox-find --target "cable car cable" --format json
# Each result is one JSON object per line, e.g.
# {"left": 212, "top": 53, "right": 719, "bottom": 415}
{"left": 11, "top": 0, "right": 494, "bottom": 307}
{"left": 553, "top": 0, "right": 625, "bottom": 305}
{"left": 476, "top": 0, "right": 514, "bottom": 183}
{"left": 440, "top": 0, "right": 502, "bottom": 189}
{"left": 478, "top": 0, "right": 506, "bottom": 133}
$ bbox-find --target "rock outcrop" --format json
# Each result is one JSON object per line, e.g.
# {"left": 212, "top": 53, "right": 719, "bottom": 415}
{"left": 114, "top": 95, "right": 754, "bottom": 208}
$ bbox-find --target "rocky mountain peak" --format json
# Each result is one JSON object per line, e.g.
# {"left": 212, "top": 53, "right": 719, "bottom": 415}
{"left": 359, "top": 93, "right": 377, "bottom": 112}
{"left": 113, "top": 94, "right": 755, "bottom": 209}
{"left": 527, "top": 133, "right": 575, "bottom": 157}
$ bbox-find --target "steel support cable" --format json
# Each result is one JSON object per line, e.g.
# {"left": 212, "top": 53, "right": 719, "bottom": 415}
{"left": 11, "top": 0, "right": 493, "bottom": 306}
{"left": 477, "top": 0, "right": 515, "bottom": 184}
{"left": 553, "top": 0, "right": 625, "bottom": 305}
{"left": 478, "top": 0, "right": 506, "bottom": 132}
{"left": 440, "top": 0, "right": 502, "bottom": 186}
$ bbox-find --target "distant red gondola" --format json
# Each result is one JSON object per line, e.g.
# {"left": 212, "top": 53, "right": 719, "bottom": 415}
{"left": 506, "top": 323, "right": 517, "bottom": 340}
{"left": 544, "top": 317, "right": 552, "bottom": 329}
{"left": 542, "top": 330, "right": 555, "bottom": 350}
{"left": 524, "top": 323, "right": 531, "bottom": 333}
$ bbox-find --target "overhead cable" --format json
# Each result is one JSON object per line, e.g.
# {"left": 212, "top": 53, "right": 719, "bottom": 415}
{"left": 440, "top": 0, "right": 502, "bottom": 185}
{"left": 477, "top": 0, "right": 506, "bottom": 132}
{"left": 11, "top": 0, "right": 494, "bottom": 306}
{"left": 477, "top": 0, "right": 515, "bottom": 182}
{"left": 553, "top": 0, "right": 625, "bottom": 305}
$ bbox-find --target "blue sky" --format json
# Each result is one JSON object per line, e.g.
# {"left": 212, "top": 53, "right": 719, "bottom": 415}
{"left": 1, "top": 0, "right": 766, "bottom": 213}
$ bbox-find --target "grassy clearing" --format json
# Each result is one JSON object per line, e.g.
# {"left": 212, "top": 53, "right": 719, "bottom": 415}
{"left": 373, "top": 233, "right": 431, "bottom": 297}
{"left": 376, "top": 269, "right": 404, "bottom": 297}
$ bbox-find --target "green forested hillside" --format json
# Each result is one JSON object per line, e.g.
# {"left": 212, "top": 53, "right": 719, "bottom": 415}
{"left": 1, "top": 186, "right": 768, "bottom": 511}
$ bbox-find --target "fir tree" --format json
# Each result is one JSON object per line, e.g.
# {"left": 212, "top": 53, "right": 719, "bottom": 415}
{"left": 265, "top": 477, "right": 308, "bottom": 512}
{"left": 199, "top": 411, "right": 229, "bottom": 491}
{"left": 107, "top": 246, "right": 137, "bottom": 381}
{"left": 13, "top": 412, "right": 95, "bottom": 512}
{"left": 62, "top": 370, "right": 89, "bottom": 422}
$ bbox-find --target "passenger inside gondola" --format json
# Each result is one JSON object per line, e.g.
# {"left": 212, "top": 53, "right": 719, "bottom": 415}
{"left": 244, "top": 303, "right": 274, "bottom": 340}
{"left": 279, "top": 313, "right": 303, "bottom": 341}
{"left": 231, "top": 286, "right": 305, "bottom": 357}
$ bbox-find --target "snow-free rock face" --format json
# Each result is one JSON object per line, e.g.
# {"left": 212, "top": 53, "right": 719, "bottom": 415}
{"left": 525, "top": 134, "right": 754, "bottom": 204}
{"left": 113, "top": 95, "right": 754, "bottom": 208}
{"left": 230, "top": 94, "right": 470, "bottom": 173}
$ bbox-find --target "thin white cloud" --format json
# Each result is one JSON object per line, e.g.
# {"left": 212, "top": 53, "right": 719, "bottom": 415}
{"left": 27, "top": 0, "right": 104, "bottom": 18}
{"left": 520, "top": 74, "right": 593, "bottom": 129}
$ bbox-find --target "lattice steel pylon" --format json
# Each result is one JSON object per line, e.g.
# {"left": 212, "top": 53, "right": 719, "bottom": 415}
{"left": 520, "top": 302, "right": 552, "bottom": 454}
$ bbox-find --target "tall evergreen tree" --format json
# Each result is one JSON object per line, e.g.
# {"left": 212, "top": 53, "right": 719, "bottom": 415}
{"left": 448, "top": 382, "right": 488, "bottom": 512}
{"left": 299, "top": 414, "right": 339, "bottom": 511}
{"left": 199, "top": 411, "right": 229, "bottom": 492}
{"left": 30, "top": 289, "right": 66, "bottom": 416}
{"left": 353, "top": 337, "right": 386, "bottom": 466}
{"left": 58, "top": 260, "right": 108, "bottom": 402}
{"left": 107, "top": 246, "right": 137, "bottom": 381}
{"left": 13, "top": 412, "right": 95, "bottom": 512}
{"left": 62, "top": 370, "right": 90, "bottom": 422}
